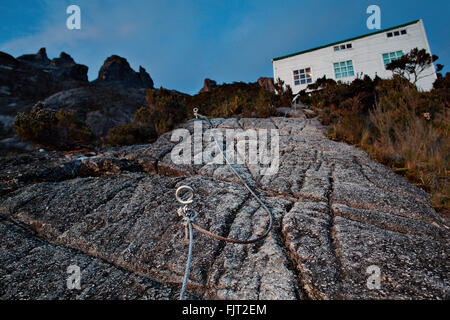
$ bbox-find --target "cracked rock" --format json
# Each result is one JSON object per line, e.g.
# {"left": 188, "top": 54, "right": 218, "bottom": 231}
{"left": 0, "top": 117, "right": 448, "bottom": 300}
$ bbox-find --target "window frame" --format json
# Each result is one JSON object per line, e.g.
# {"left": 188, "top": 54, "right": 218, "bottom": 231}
{"left": 333, "top": 43, "right": 353, "bottom": 52}
{"left": 387, "top": 29, "right": 407, "bottom": 38}
{"left": 333, "top": 60, "right": 355, "bottom": 79}
{"left": 293, "top": 67, "right": 313, "bottom": 86}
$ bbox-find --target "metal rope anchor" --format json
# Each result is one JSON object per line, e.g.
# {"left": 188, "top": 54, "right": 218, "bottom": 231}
{"left": 175, "top": 109, "right": 274, "bottom": 300}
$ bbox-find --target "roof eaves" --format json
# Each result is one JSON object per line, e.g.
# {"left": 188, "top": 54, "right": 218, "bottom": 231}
{"left": 272, "top": 19, "right": 421, "bottom": 62}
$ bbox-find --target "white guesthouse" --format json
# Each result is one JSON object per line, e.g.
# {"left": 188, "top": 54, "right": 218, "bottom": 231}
{"left": 272, "top": 19, "right": 437, "bottom": 93}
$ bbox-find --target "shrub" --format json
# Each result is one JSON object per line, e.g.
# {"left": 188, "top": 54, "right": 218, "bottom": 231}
{"left": 185, "top": 81, "right": 282, "bottom": 118}
{"left": 15, "top": 104, "right": 94, "bottom": 150}
{"left": 305, "top": 74, "right": 449, "bottom": 215}
{"left": 137, "top": 88, "right": 187, "bottom": 136}
{"left": 106, "top": 88, "right": 187, "bottom": 146}
{"left": 105, "top": 123, "right": 156, "bottom": 147}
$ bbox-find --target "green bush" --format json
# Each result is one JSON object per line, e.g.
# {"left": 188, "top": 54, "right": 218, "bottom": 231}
{"left": 141, "top": 88, "right": 187, "bottom": 136}
{"left": 106, "top": 88, "right": 187, "bottom": 146}
{"left": 15, "top": 104, "right": 94, "bottom": 150}
{"left": 185, "top": 81, "right": 287, "bottom": 118}
{"left": 304, "top": 73, "right": 449, "bottom": 215}
{"left": 105, "top": 123, "right": 156, "bottom": 147}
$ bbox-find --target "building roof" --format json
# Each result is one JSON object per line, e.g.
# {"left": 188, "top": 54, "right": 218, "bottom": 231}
{"left": 272, "top": 19, "right": 421, "bottom": 62}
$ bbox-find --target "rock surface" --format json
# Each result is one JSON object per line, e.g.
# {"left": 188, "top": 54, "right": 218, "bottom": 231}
{"left": 0, "top": 48, "right": 88, "bottom": 120}
{"left": 0, "top": 117, "right": 448, "bottom": 300}
{"left": 40, "top": 86, "right": 148, "bottom": 137}
{"left": 0, "top": 50, "right": 156, "bottom": 142}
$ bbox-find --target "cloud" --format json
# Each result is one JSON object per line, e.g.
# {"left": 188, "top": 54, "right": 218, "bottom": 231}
{"left": 2, "top": 0, "right": 447, "bottom": 93}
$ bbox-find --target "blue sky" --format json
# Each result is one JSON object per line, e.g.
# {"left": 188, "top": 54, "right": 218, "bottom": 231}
{"left": 0, "top": 0, "right": 448, "bottom": 94}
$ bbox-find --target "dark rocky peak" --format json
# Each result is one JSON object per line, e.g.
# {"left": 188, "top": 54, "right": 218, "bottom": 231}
{"left": 139, "top": 66, "right": 154, "bottom": 89}
{"left": 17, "top": 47, "right": 50, "bottom": 66}
{"left": 97, "top": 55, "right": 132, "bottom": 81}
{"left": 0, "top": 49, "right": 88, "bottom": 119}
{"left": 0, "top": 51, "right": 19, "bottom": 68}
{"left": 199, "top": 78, "right": 217, "bottom": 93}
{"left": 94, "top": 55, "right": 154, "bottom": 89}
{"left": 50, "top": 52, "right": 75, "bottom": 67}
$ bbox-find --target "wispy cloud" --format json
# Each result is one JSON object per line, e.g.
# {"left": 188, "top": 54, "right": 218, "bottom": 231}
{"left": 1, "top": 0, "right": 448, "bottom": 94}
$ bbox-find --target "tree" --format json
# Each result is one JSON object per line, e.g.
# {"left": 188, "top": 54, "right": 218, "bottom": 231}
{"left": 386, "top": 48, "right": 443, "bottom": 86}
{"left": 274, "top": 78, "right": 293, "bottom": 108}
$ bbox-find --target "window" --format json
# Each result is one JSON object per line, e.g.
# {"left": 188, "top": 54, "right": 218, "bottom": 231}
{"left": 334, "top": 60, "right": 355, "bottom": 79}
{"left": 387, "top": 29, "right": 407, "bottom": 38}
{"left": 382, "top": 51, "right": 403, "bottom": 68}
{"left": 293, "top": 68, "right": 312, "bottom": 85}
{"left": 334, "top": 43, "right": 352, "bottom": 51}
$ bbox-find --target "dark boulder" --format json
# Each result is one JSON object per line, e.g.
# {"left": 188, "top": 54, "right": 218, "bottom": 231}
{"left": 94, "top": 55, "right": 154, "bottom": 89}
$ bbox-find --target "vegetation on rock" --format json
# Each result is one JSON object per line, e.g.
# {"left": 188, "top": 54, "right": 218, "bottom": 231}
{"left": 105, "top": 81, "right": 288, "bottom": 146}
{"left": 105, "top": 88, "right": 186, "bottom": 146}
{"left": 298, "top": 49, "right": 449, "bottom": 214}
{"left": 185, "top": 80, "right": 291, "bottom": 118}
{"left": 105, "top": 123, "right": 156, "bottom": 147}
{"left": 15, "top": 104, "right": 94, "bottom": 150}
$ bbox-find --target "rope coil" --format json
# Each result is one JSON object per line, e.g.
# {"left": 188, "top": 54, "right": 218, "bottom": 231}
{"left": 176, "top": 109, "right": 274, "bottom": 300}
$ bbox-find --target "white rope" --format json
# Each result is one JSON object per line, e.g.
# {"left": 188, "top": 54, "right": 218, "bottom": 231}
{"left": 176, "top": 109, "right": 274, "bottom": 300}
{"left": 180, "top": 216, "right": 194, "bottom": 300}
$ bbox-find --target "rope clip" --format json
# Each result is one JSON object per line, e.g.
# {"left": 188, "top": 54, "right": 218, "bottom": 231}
{"left": 176, "top": 186, "right": 198, "bottom": 242}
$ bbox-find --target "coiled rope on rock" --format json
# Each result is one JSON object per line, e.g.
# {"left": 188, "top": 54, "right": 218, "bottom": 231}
{"left": 175, "top": 109, "right": 274, "bottom": 300}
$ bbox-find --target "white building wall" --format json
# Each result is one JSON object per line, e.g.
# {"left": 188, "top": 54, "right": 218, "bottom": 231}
{"left": 273, "top": 20, "right": 437, "bottom": 93}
